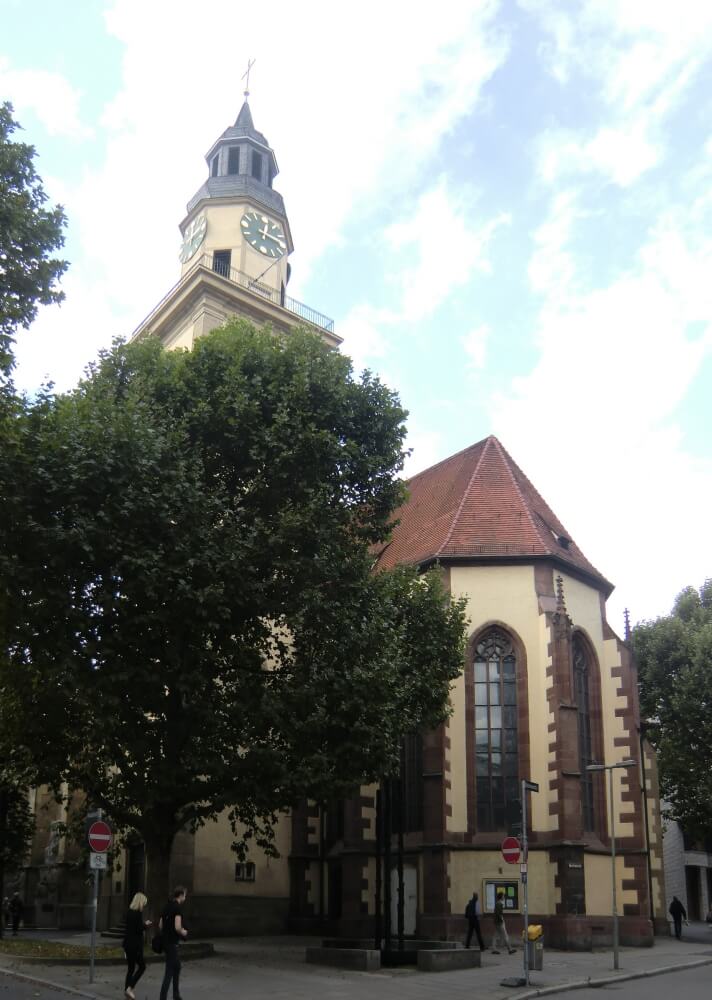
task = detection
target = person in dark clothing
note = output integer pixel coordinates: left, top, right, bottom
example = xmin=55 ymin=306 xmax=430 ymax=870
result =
xmin=122 ymin=892 xmax=152 ymax=999
xmin=465 ymin=890 xmax=485 ymax=950
xmin=159 ymin=885 xmax=188 ymax=1000
xmin=8 ymin=894 xmax=22 ymax=936
xmin=669 ymin=895 xmax=687 ymax=939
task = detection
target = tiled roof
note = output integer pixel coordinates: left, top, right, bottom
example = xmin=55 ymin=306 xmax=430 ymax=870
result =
xmin=375 ymin=435 xmax=612 ymax=592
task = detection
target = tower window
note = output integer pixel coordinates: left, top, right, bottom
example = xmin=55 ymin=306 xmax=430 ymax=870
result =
xmin=213 ymin=250 xmax=231 ymax=278
xmin=211 ymin=155 xmax=219 ymax=178
xmin=251 ymin=150 xmax=263 ymax=180
xmin=227 ymin=147 xmax=240 ymax=175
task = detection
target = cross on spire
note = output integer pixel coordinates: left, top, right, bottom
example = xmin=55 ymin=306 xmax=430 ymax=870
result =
xmin=242 ymin=58 xmax=256 ymax=98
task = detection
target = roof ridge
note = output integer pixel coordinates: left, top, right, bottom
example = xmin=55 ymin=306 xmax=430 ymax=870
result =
xmin=434 ymin=437 xmax=493 ymax=558
xmin=490 ymin=437 xmax=553 ymax=553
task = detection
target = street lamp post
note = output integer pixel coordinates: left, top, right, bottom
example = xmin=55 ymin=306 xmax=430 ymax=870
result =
xmin=586 ymin=758 xmax=637 ymax=970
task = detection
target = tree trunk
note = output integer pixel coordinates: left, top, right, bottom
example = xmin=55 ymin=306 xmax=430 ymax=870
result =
xmin=143 ymin=836 xmax=174 ymax=923
xmin=0 ymin=787 xmax=6 ymax=940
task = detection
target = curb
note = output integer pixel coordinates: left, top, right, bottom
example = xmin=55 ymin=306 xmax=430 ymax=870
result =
xmin=0 ymin=965 xmax=100 ymax=998
xmin=510 ymin=956 xmax=712 ymax=998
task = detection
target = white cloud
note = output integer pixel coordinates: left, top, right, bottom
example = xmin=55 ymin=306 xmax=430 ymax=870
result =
xmin=403 ymin=424 xmax=445 ymax=479
xmin=461 ymin=324 xmax=490 ymax=371
xmin=489 ymin=190 xmax=712 ymax=625
xmin=385 ymin=181 xmax=510 ymax=322
xmin=537 ymin=124 xmax=660 ymax=187
xmin=12 ymin=0 xmax=510 ymax=393
xmin=527 ymin=190 xmax=581 ymax=297
xmin=526 ymin=0 xmax=712 ymax=187
xmin=337 ymin=304 xmax=394 ymax=377
xmin=0 ymin=58 xmax=91 ymax=138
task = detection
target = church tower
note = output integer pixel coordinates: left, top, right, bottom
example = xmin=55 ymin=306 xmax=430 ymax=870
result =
xmin=131 ymin=100 xmax=338 ymax=349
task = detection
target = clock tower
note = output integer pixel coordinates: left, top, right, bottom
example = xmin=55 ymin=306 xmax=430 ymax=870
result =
xmin=131 ymin=100 xmax=338 ymax=349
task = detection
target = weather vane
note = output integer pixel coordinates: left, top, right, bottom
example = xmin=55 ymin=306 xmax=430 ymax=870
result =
xmin=242 ymin=58 xmax=256 ymax=99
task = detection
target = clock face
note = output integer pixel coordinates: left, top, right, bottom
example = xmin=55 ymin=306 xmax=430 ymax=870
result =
xmin=179 ymin=213 xmax=207 ymax=263
xmin=240 ymin=211 xmax=287 ymax=259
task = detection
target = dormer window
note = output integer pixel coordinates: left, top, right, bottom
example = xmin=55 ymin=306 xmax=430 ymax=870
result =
xmin=251 ymin=150 xmax=262 ymax=181
xmin=227 ymin=147 xmax=240 ymax=175
xmin=211 ymin=155 xmax=219 ymax=178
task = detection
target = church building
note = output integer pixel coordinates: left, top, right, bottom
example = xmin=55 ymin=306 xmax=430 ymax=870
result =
xmin=21 ymin=99 xmax=666 ymax=949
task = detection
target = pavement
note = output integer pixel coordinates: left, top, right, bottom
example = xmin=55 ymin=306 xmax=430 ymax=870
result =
xmin=0 ymin=923 xmax=710 ymax=1000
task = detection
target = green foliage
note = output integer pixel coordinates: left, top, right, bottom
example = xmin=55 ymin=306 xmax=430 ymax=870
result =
xmin=0 ymin=102 xmax=67 ymax=376
xmin=633 ymin=578 xmax=712 ymax=837
xmin=0 ymin=321 xmax=467 ymax=896
xmin=0 ymin=782 xmax=34 ymax=872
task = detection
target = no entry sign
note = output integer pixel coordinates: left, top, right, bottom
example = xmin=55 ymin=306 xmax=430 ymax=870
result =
xmin=88 ymin=820 xmax=113 ymax=853
xmin=501 ymin=836 xmax=521 ymax=864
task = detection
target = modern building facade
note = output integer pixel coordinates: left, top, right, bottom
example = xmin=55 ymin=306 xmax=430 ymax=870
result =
xmin=662 ymin=814 xmax=712 ymax=925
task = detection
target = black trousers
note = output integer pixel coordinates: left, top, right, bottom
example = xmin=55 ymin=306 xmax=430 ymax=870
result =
xmin=11 ymin=914 xmax=20 ymax=935
xmin=672 ymin=916 xmax=683 ymax=939
xmin=466 ymin=916 xmax=484 ymax=949
xmin=124 ymin=944 xmax=146 ymax=989
xmin=159 ymin=941 xmax=181 ymax=1000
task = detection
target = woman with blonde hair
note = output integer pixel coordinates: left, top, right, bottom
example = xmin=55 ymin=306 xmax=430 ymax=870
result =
xmin=122 ymin=891 xmax=152 ymax=999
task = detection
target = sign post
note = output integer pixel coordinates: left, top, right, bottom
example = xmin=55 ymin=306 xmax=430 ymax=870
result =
xmin=87 ymin=815 xmax=112 ymax=983
xmin=521 ymin=779 xmax=539 ymax=986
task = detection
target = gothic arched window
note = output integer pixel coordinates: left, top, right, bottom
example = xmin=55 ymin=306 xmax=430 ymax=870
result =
xmin=474 ymin=628 xmax=519 ymax=831
xmin=573 ymin=636 xmax=595 ymax=831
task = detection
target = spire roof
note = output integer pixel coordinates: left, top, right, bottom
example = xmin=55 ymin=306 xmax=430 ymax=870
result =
xmin=375 ymin=435 xmax=612 ymax=592
xmin=235 ymin=100 xmax=255 ymax=130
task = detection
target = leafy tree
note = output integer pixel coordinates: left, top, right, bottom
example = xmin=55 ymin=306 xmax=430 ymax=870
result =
xmin=0 ymin=771 xmax=34 ymax=939
xmin=0 ymin=321 xmax=467 ymax=904
xmin=0 ymin=101 xmax=67 ymax=377
xmin=633 ymin=579 xmax=712 ymax=837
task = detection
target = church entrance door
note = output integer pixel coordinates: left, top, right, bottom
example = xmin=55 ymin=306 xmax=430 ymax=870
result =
xmin=390 ymin=864 xmax=417 ymax=936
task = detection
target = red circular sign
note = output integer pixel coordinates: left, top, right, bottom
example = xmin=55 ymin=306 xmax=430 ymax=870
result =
xmin=88 ymin=820 xmax=113 ymax=853
xmin=501 ymin=836 xmax=521 ymax=864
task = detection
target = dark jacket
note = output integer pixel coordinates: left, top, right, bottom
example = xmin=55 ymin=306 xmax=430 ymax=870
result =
xmin=123 ymin=908 xmax=146 ymax=949
xmin=669 ymin=898 xmax=687 ymax=920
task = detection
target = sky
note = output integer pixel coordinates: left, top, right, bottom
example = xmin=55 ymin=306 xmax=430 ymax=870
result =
xmin=3 ymin=0 xmax=712 ymax=632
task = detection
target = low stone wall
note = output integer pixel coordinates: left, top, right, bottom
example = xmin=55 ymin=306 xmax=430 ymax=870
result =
xmin=306 ymin=947 xmax=381 ymax=971
xmin=418 ymin=948 xmax=481 ymax=972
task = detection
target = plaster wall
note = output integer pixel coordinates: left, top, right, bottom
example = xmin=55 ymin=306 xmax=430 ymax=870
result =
xmin=191 ymin=810 xmax=290 ymax=897
xmin=449 ymin=564 xmax=553 ymax=833
xmin=448 ymin=849 xmax=553 ymax=916
xmin=181 ymin=201 xmax=288 ymax=293
xmin=584 ymin=854 xmax=612 ymax=914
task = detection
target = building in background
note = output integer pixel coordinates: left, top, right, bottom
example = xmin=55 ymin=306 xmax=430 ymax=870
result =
xmin=662 ymin=814 xmax=712 ymax=925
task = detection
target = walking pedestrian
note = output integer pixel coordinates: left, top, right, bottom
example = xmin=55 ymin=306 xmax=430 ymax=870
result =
xmin=669 ymin=895 xmax=688 ymax=940
xmin=465 ymin=890 xmax=485 ymax=950
xmin=159 ymin=885 xmax=188 ymax=1000
xmin=123 ymin=891 xmax=152 ymax=999
xmin=491 ymin=889 xmax=515 ymax=954
xmin=8 ymin=893 xmax=23 ymax=936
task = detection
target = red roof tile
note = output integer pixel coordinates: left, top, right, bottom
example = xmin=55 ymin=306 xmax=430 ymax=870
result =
xmin=376 ymin=435 xmax=612 ymax=592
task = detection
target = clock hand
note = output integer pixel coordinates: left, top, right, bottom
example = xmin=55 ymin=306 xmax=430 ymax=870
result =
xmin=260 ymin=230 xmax=285 ymax=245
